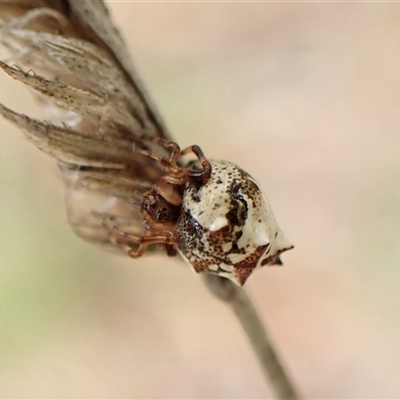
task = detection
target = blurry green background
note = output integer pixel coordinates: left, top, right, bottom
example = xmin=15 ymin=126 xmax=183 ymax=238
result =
xmin=1 ymin=2 xmax=400 ymax=398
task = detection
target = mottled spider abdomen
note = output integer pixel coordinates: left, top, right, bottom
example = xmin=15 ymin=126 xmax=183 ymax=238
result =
xmin=176 ymin=160 xmax=293 ymax=285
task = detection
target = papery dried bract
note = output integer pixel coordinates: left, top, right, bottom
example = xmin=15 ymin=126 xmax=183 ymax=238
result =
xmin=0 ymin=1 xmax=169 ymax=248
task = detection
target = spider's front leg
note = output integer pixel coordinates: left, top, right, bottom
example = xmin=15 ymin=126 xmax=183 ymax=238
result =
xmin=102 ymin=208 xmax=180 ymax=259
xmin=105 ymin=224 xmax=149 ymax=258
xmin=180 ymin=144 xmax=212 ymax=182
xmin=135 ymin=137 xmax=212 ymax=185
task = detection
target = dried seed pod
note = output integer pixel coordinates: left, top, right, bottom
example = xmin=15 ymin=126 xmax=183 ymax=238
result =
xmin=0 ymin=1 xmax=293 ymax=285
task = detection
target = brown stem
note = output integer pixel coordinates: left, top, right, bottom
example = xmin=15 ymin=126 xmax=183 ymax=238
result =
xmin=203 ymin=275 xmax=300 ymax=399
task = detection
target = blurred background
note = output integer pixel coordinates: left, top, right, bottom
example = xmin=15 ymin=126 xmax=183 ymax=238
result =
xmin=1 ymin=2 xmax=400 ymax=398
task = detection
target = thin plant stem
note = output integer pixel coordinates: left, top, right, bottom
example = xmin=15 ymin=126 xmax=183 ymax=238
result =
xmin=203 ymin=275 xmax=300 ymax=400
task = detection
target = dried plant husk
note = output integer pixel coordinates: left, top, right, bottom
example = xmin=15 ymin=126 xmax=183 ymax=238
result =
xmin=0 ymin=1 xmax=171 ymax=248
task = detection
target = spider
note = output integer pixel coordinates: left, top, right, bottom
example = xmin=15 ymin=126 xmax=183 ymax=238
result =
xmin=103 ymin=137 xmax=293 ymax=286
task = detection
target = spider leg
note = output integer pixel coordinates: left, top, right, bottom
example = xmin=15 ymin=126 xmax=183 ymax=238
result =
xmin=110 ymin=231 xmax=149 ymax=258
xmin=101 ymin=216 xmax=148 ymax=258
xmin=140 ymin=136 xmax=182 ymax=164
xmin=180 ymin=145 xmax=212 ymax=182
xmin=135 ymin=139 xmax=212 ymax=185
xmin=102 ymin=211 xmax=179 ymax=259
xmin=134 ymin=147 xmax=181 ymax=173
xmin=134 ymin=141 xmax=190 ymax=190
xmin=152 ymin=179 xmax=182 ymax=206
xmin=113 ymin=226 xmax=177 ymax=246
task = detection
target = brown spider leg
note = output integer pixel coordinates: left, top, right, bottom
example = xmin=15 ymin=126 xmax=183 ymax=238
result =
xmin=134 ymin=145 xmax=191 ymax=189
xmin=104 ymin=221 xmax=178 ymax=258
xmin=140 ymin=136 xmax=182 ymax=164
xmin=136 ymin=173 xmax=183 ymax=206
xmin=103 ymin=203 xmax=180 ymax=258
xmin=160 ymin=172 xmax=189 ymax=186
xmin=147 ymin=144 xmax=213 ymax=185
xmin=141 ymin=208 xmax=180 ymax=242
xmin=113 ymin=226 xmax=177 ymax=247
xmin=114 ymin=233 xmax=149 ymax=259
xmin=153 ymin=179 xmax=182 ymax=206
xmin=134 ymin=147 xmax=182 ymax=174
xmin=180 ymin=145 xmax=212 ymax=181
xmin=135 ymin=140 xmax=211 ymax=186
xmin=135 ymin=189 xmax=156 ymax=206
xmin=102 ymin=217 xmax=149 ymax=258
